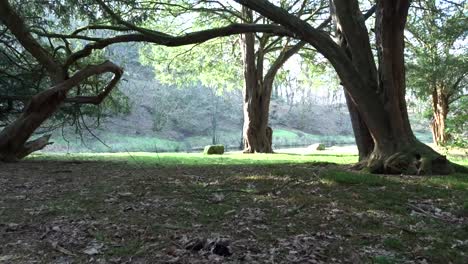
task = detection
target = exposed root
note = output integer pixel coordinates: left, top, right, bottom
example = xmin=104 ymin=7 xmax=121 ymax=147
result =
xmin=359 ymin=144 xmax=455 ymax=175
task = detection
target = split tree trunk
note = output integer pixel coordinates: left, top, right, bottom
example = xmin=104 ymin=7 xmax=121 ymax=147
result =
xmin=360 ymin=0 xmax=453 ymax=175
xmin=0 ymin=0 xmax=123 ymax=161
xmin=431 ymin=87 xmax=449 ymax=145
xmin=331 ymin=1 xmax=374 ymax=161
xmin=240 ymin=7 xmax=273 ymax=153
xmin=0 ymin=61 xmax=123 ymax=161
xmin=330 ymin=0 xmax=453 ymax=174
xmin=239 ymin=7 xmax=306 ymax=153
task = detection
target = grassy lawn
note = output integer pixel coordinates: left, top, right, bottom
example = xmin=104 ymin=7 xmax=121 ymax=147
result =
xmin=29 ymin=152 xmax=359 ymax=166
xmin=47 ymin=129 xmax=359 ymax=153
xmin=1 ymin=152 xmax=467 ymax=263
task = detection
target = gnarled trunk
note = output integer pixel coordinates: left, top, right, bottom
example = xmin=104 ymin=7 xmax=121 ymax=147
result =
xmin=0 ymin=61 xmax=123 ymax=161
xmin=240 ymin=7 xmax=273 ymax=153
xmin=242 ymin=82 xmax=274 ymax=153
xmin=0 ymin=0 xmax=123 ymax=161
xmin=328 ymin=0 xmax=453 ymax=174
xmin=431 ymin=87 xmax=449 ymax=145
xmin=359 ymin=0 xmax=453 ymax=175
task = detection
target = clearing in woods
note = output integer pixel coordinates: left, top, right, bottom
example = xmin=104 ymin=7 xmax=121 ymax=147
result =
xmin=1 ymin=152 xmax=467 ymax=263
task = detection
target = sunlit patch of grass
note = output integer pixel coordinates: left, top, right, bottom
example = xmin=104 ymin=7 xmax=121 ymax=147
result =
xmin=28 ymin=152 xmax=358 ymax=166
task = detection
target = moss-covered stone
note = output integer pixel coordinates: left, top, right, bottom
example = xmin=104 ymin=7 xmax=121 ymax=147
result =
xmin=203 ymin=145 xmax=225 ymax=155
xmin=308 ymin=143 xmax=326 ymax=151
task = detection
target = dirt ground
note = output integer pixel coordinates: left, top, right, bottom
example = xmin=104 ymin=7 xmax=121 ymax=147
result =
xmin=1 ymin=159 xmax=467 ymax=263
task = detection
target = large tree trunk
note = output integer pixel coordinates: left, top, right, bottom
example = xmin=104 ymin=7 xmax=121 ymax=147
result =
xmin=344 ymin=92 xmax=374 ymax=161
xmin=0 ymin=61 xmax=123 ymax=161
xmin=0 ymin=0 xmax=123 ymax=161
xmin=360 ymin=0 xmax=453 ymax=175
xmin=240 ymin=7 xmax=273 ymax=153
xmin=431 ymin=87 xmax=449 ymax=145
xmin=242 ymin=82 xmax=274 ymax=153
xmin=329 ymin=0 xmax=453 ymax=174
xmin=331 ymin=1 xmax=374 ymax=161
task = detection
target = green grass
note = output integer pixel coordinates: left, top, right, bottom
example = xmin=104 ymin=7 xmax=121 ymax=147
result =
xmin=49 ymin=128 xmax=356 ymax=153
xmin=29 ymin=152 xmax=359 ymax=166
xmin=5 ymin=151 xmax=468 ymax=263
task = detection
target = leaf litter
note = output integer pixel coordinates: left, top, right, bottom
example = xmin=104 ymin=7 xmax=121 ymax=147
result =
xmin=0 ymin=160 xmax=467 ymax=263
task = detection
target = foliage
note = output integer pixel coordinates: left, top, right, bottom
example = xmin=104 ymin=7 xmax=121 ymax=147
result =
xmin=446 ymin=96 xmax=468 ymax=147
xmin=406 ymin=0 xmax=467 ymax=144
xmin=0 ymin=1 xmax=131 ymax=134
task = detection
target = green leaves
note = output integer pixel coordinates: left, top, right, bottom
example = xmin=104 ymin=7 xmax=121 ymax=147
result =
xmin=406 ymin=0 xmax=467 ymax=144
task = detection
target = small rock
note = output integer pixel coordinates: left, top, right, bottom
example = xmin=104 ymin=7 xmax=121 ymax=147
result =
xmin=203 ymin=145 xmax=225 ymax=155
xmin=308 ymin=143 xmax=326 ymax=151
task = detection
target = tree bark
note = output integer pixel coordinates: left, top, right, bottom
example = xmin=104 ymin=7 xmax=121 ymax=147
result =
xmin=0 ymin=0 xmax=125 ymax=161
xmin=240 ymin=7 xmax=273 ymax=153
xmin=235 ymin=0 xmax=456 ymax=174
xmin=344 ymin=92 xmax=374 ymax=160
xmin=431 ymin=87 xmax=449 ymax=145
xmin=330 ymin=1 xmax=374 ymax=161
xmin=0 ymin=61 xmax=123 ymax=161
xmin=359 ymin=0 xmax=453 ymax=175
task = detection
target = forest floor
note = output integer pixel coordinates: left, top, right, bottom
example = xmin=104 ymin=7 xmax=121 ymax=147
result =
xmin=1 ymin=152 xmax=467 ymax=264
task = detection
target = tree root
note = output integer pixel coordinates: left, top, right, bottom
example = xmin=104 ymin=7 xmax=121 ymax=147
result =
xmin=361 ymin=146 xmax=455 ymax=175
xmin=0 ymin=134 xmax=53 ymax=162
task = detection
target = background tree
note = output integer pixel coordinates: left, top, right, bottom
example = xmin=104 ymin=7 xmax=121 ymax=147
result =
xmin=137 ymin=0 xmax=329 ymax=153
xmin=406 ymin=0 xmax=467 ymax=146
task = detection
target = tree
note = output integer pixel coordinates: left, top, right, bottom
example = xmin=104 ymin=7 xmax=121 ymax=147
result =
xmin=406 ymin=0 xmax=467 ymax=146
xmin=1 ymin=0 xmax=464 ymax=174
xmin=239 ymin=1 xmax=329 ymax=153
xmin=139 ymin=0 xmax=328 ymax=153
xmin=0 ymin=0 xmax=124 ymax=161
xmin=330 ymin=2 xmax=376 ymax=161
xmin=234 ymin=0 xmax=462 ymax=174
xmin=0 ymin=0 xmax=291 ymax=160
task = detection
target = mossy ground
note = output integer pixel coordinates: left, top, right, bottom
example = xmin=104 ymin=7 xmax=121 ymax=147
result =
xmin=1 ymin=152 xmax=467 ymax=263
